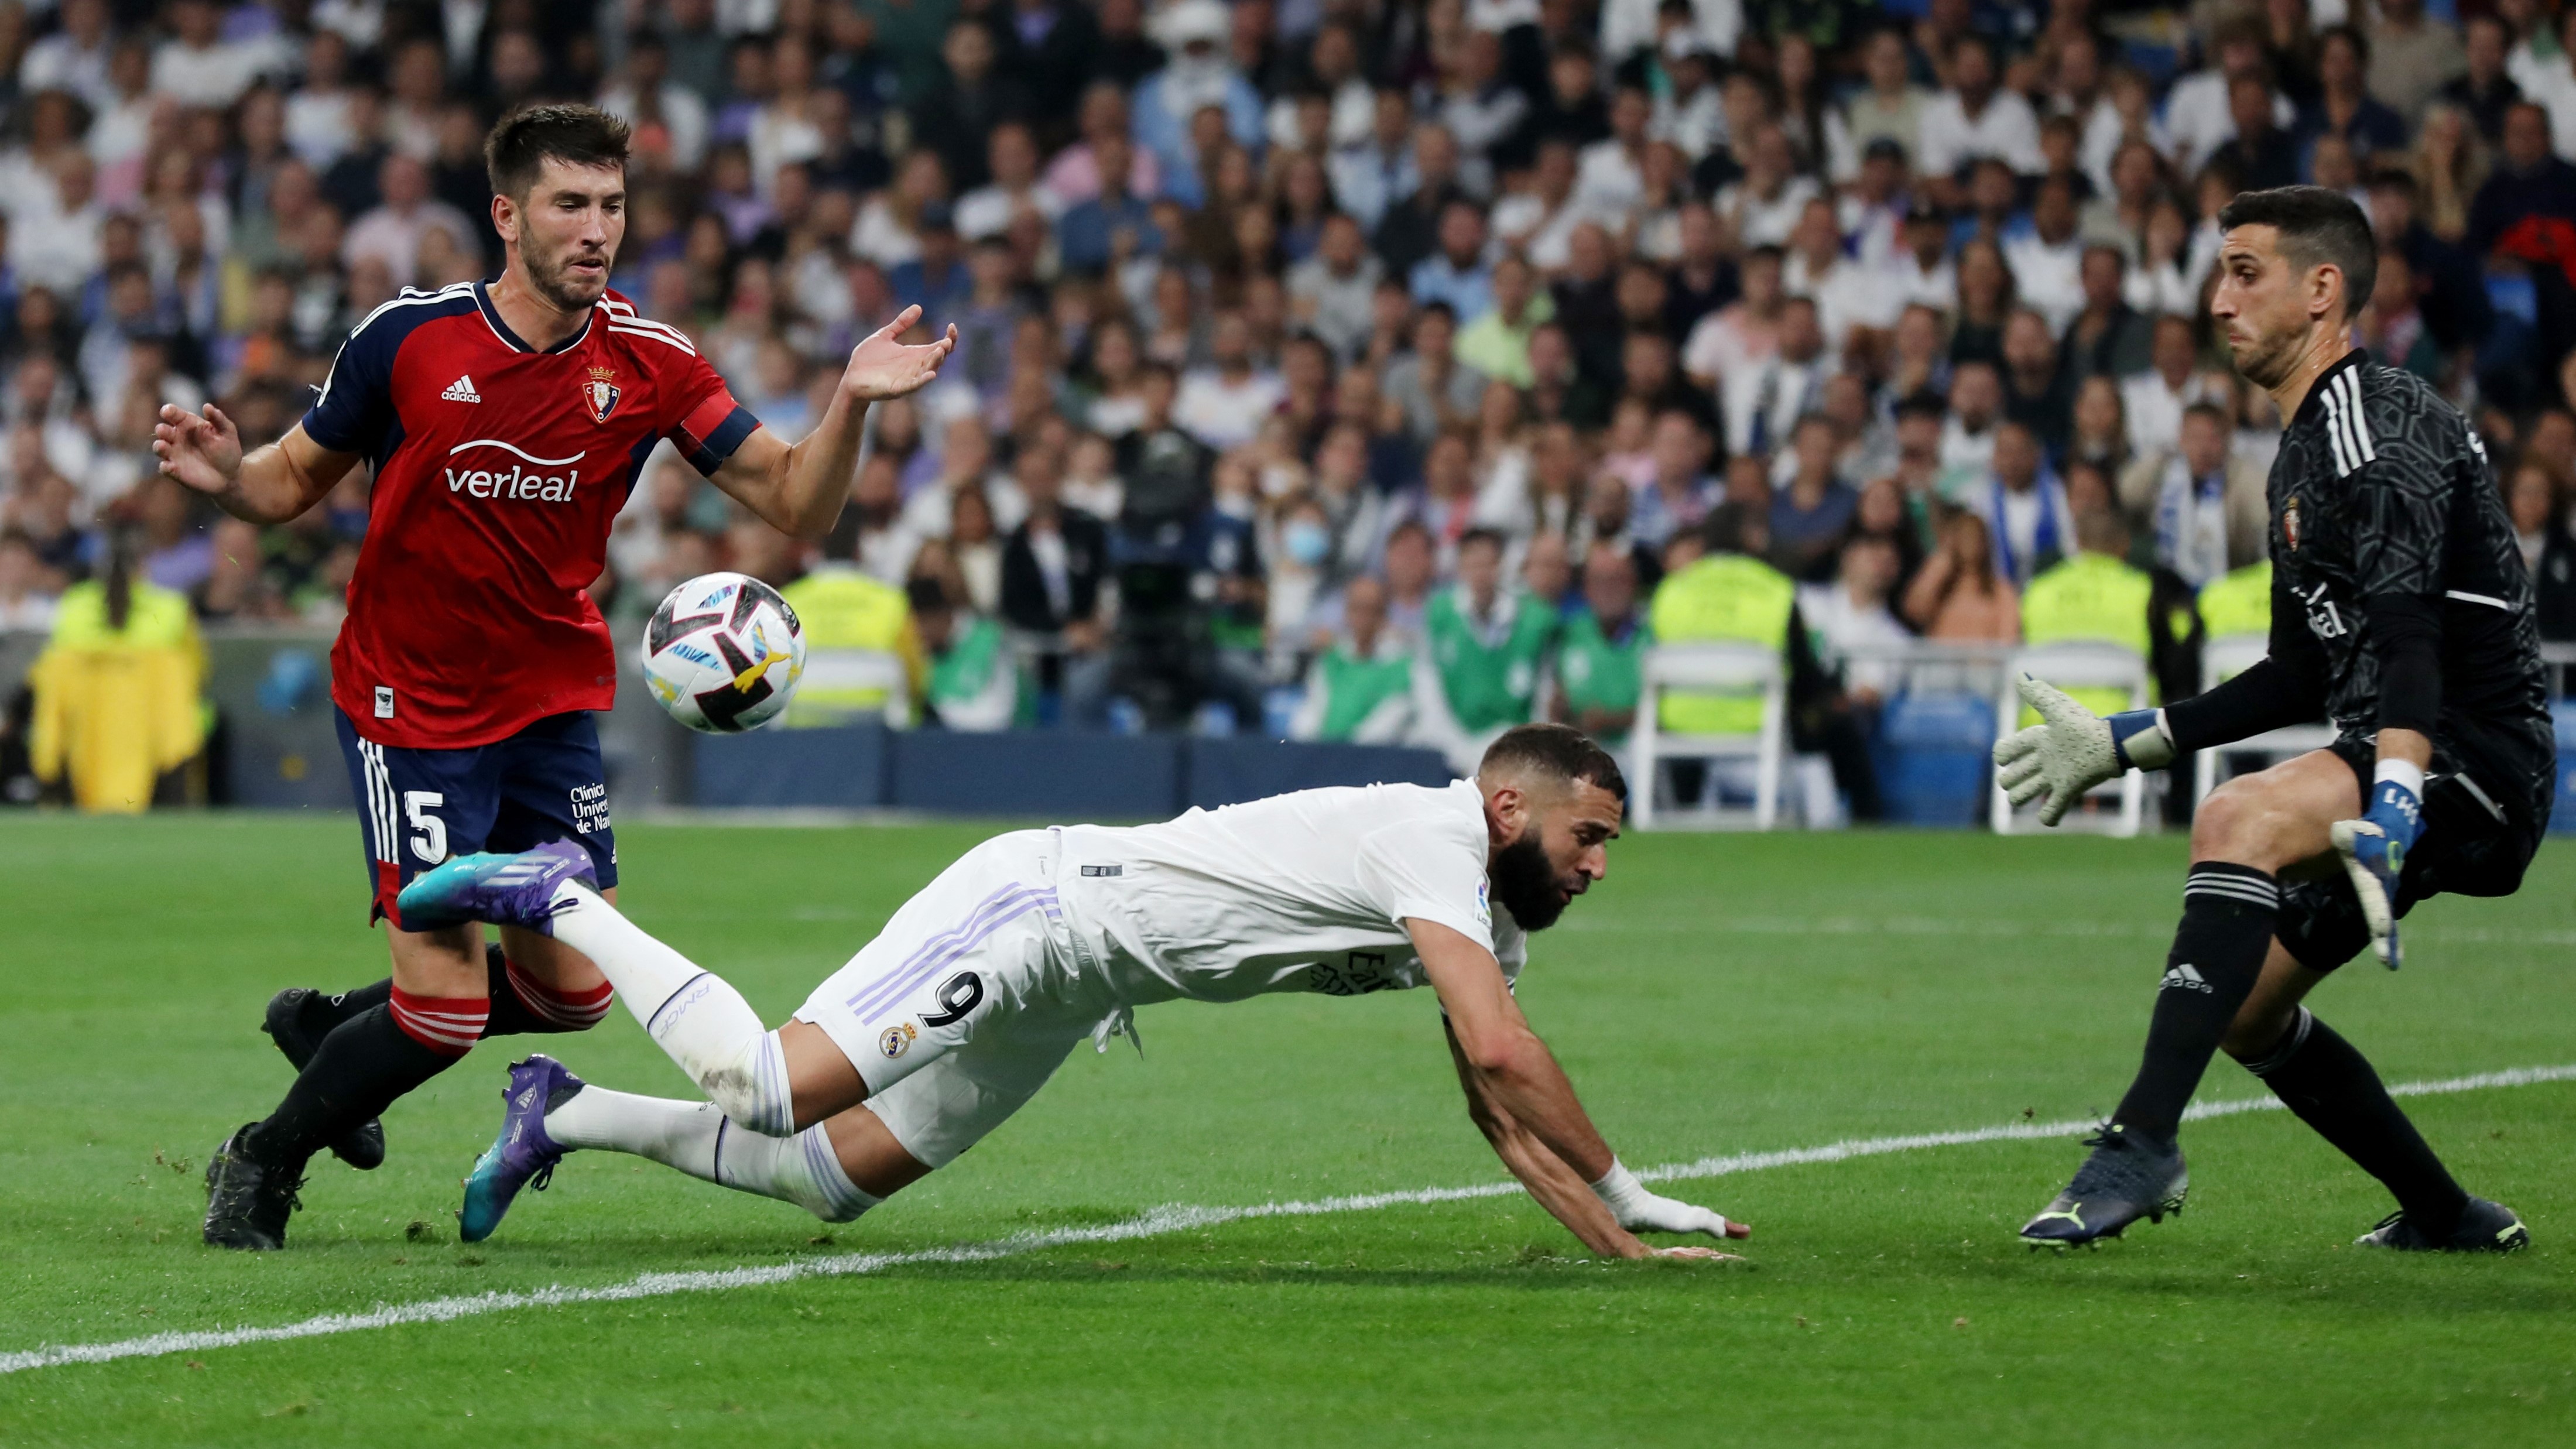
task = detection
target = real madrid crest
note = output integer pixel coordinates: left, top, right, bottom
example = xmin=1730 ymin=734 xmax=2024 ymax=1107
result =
xmin=581 ymin=365 xmax=621 ymax=424
xmin=2284 ymin=494 xmax=2301 ymax=551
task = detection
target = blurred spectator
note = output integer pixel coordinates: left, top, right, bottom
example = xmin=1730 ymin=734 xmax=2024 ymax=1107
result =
xmin=1794 ymin=531 xmax=1909 ymax=750
xmin=0 ymin=526 xmax=56 ymax=629
xmin=1770 ymin=413 xmax=1857 ymax=581
xmin=1410 ymin=526 xmax=1557 ymax=772
xmin=999 ymin=449 xmax=1111 ymax=723
xmin=2020 ymin=508 xmax=2156 ymax=718
xmin=2121 ymin=402 xmax=2266 ymax=591
xmin=2468 ymin=102 xmax=2576 ymax=259
xmin=1919 ymin=35 xmax=2043 ymax=204
xmin=1903 ymin=510 xmax=2021 ymax=642
xmin=779 ymin=546 xmax=923 ymax=726
xmin=2506 ymin=460 xmax=2576 ymax=642
xmin=1289 ymin=573 xmax=1414 ymax=744
xmin=2371 ymin=0 xmax=2470 ymax=126
xmin=1550 ymin=541 xmax=1645 ymax=746
xmin=908 ymin=574 xmax=1017 ymax=731
xmin=1969 ymin=419 xmax=2073 ymax=588
xmin=2444 ymin=15 xmax=2522 ymax=145
xmin=2306 ymin=26 xmax=2411 ymax=167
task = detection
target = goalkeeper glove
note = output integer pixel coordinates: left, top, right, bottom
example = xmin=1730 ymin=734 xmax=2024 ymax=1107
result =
xmin=2330 ymin=761 xmax=2424 ymax=971
xmin=1590 ymin=1159 xmax=1743 ymax=1239
xmin=1991 ymin=675 xmax=2174 ymax=827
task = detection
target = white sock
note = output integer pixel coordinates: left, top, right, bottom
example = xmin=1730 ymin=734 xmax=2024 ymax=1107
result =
xmin=544 ymin=1084 xmax=878 ymax=1222
xmin=545 ymin=883 xmax=796 ymax=1135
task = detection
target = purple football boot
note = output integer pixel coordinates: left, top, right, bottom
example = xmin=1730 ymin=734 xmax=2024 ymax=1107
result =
xmin=459 ymin=1055 xmax=586 ymax=1242
xmin=397 ymin=840 xmax=597 ymax=934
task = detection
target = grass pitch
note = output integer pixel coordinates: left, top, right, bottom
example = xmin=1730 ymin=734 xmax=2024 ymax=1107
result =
xmin=5 ymin=813 xmax=2576 ymax=1445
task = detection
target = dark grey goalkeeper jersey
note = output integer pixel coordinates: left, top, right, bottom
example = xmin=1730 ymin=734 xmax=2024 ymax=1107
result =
xmin=2265 ymin=350 xmax=2550 ymax=772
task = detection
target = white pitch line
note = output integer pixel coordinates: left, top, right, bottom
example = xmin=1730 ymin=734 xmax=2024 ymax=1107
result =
xmin=8 ymin=1061 xmax=2574 ymax=1377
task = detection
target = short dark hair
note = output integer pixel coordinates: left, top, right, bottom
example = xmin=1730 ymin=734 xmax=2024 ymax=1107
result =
xmin=2216 ymin=184 xmax=2378 ymax=322
xmin=1480 ymin=723 xmax=1629 ymax=804
xmin=1458 ymin=526 xmax=1506 ymax=557
xmin=484 ymin=104 xmax=632 ymax=203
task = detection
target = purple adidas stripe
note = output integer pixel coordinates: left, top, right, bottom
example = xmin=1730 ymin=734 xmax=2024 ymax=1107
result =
xmin=846 ymin=883 xmax=1062 ymax=1025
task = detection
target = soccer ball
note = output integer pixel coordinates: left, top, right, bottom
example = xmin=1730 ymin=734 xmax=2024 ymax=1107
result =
xmin=640 ymin=571 xmax=807 ymax=733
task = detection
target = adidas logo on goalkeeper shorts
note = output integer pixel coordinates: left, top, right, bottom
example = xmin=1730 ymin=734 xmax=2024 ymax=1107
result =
xmin=2160 ymin=963 xmax=2212 ymax=994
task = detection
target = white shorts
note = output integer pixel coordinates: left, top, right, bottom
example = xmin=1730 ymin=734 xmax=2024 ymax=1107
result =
xmin=793 ymin=829 xmax=1115 ymax=1169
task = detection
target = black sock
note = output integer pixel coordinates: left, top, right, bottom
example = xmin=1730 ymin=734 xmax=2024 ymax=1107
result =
xmin=244 ymin=1005 xmax=464 ymax=1170
xmin=2245 ymin=1008 xmax=2470 ymax=1235
xmin=2112 ymin=862 xmax=2280 ymax=1141
xmin=302 ymin=979 xmax=393 ymax=1039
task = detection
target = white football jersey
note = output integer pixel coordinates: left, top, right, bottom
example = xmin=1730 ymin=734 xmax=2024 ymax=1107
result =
xmin=1054 ymin=780 xmax=1526 ymax=1006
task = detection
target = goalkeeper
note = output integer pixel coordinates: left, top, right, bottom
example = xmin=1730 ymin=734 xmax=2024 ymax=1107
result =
xmin=1992 ymin=186 xmax=2550 ymax=1253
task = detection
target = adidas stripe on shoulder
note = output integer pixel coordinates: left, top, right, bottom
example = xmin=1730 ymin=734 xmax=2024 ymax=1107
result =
xmin=2317 ymin=368 xmax=2379 ymax=478
xmin=347 ymin=282 xmax=478 ymax=340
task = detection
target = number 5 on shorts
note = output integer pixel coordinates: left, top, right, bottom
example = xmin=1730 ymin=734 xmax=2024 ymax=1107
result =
xmin=405 ymin=790 xmax=448 ymax=864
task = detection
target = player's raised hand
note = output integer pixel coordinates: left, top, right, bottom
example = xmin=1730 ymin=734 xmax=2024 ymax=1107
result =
xmin=841 ymin=304 xmax=958 ymax=402
xmin=153 ymin=402 xmax=244 ymax=495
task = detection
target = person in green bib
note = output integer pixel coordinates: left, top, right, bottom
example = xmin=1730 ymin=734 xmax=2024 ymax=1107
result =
xmin=1411 ymin=527 xmax=1560 ymax=772
xmin=1550 ymin=543 xmax=1647 ymax=748
xmin=906 ymin=578 xmax=1018 ymax=731
xmin=1289 ymin=575 xmax=1416 ymax=743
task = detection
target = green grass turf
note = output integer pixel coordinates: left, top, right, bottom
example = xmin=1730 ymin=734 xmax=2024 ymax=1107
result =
xmin=5 ymin=813 xmax=2576 ymax=1445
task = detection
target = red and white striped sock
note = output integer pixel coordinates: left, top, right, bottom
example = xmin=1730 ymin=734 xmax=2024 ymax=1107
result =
xmin=389 ymin=986 xmax=488 ymax=1057
xmin=503 ymin=959 xmax=615 ymax=1032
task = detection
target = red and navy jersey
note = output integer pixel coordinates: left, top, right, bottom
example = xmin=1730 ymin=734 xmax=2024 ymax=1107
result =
xmin=304 ymin=280 xmax=761 ymax=748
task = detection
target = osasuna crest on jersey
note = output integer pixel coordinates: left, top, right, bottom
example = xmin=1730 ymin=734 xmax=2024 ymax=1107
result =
xmin=582 ymin=366 xmax=621 ymax=423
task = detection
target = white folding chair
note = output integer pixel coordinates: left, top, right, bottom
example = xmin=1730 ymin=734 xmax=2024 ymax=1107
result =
xmin=2191 ymin=634 xmax=2337 ymax=804
xmin=1992 ymin=642 xmax=2151 ymax=836
xmin=1632 ymin=642 xmax=1786 ymax=830
xmin=785 ymin=648 xmax=912 ymax=729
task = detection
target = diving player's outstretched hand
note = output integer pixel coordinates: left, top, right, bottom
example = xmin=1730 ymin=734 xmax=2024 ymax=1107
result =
xmin=153 ymin=402 xmax=244 ymax=494
xmin=841 ymin=303 xmax=958 ymax=402
xmin=2331 ymin=772 xmax=2425 ymax=971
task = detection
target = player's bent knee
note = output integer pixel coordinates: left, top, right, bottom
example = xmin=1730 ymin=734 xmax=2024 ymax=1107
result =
xmin=699 ymin=1030 xmax=799 ymax=1138
xmin=2190 ymin=776 xmax=2303 ymax=866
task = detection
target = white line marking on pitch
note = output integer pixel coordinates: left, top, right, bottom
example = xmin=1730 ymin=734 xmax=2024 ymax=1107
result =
xmin=8 ymin=1061 xmax=2572 ymax=1376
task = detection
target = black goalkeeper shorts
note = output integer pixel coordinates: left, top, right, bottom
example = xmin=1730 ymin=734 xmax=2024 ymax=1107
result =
xmin=2273 ymin=720 xmax=2554 ymax=974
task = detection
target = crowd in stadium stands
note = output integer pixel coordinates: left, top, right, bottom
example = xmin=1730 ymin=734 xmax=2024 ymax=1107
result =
xmin=11 ymin=0 xmax=2576 ymax=813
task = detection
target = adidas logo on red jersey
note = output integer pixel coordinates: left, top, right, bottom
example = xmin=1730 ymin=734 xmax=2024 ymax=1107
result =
xmin=441 ymin=375 xmax=482 ymax=403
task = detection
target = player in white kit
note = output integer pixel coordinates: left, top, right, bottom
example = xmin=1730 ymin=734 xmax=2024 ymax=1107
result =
xmin=408 ymin=725 xmax=1745 ymax=1260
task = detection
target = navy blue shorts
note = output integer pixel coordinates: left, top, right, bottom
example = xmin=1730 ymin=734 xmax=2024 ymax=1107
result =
xmin=335 ymin=708 xmax=619 ymax=928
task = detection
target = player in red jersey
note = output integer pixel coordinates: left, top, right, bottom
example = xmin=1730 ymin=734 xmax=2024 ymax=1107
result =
xmin=159 ymin=105 xmax=955 ymax=1249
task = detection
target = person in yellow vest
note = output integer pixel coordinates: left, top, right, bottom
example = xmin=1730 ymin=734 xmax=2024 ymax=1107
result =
xmin=29 ymin=542 xmax=207 ymax=812
xmin=777 ymin=555 xmax=927 ymax=727
xmin=1645 ymin=504 xmax=1877 ymax=820
xmin=2020 ymin=508 xmax=2159 ymax=722
xmin=2198 ymin=558 xmax=2271 ymax=644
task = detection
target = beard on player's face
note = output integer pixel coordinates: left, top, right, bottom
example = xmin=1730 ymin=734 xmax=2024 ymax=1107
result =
xmin=527 ymin=232 xmax=615 ymax=311
xmin=1488 ymin=823 xmax=1579 ymax=932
